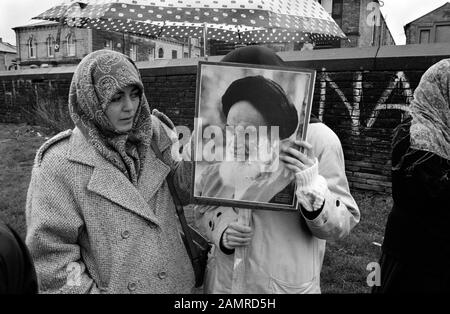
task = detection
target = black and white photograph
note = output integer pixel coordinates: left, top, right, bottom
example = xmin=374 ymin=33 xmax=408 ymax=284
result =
xmin=192 ymin=61 xmax=315 ymax=211
xmin=0 ymin=0 xmax=449 ymax=303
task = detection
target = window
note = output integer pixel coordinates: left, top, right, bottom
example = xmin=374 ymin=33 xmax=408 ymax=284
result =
xmin=130 ymin=44 xmax=138 ymax=61
xmin=172 ymin=50 xmax=178 ymax=59
xmin=435 ymin=25 xmax=450 ymax=43
xmin=183 ymin=52 xmax=189 ymax=58
xmin=158 ymin=47 xmax=164 ymax=58
xmin=104 ymin=40 xmax=113 ymax=50
xmin=419 ymin=29 xmax=430 ymax=44
xmin=46 ymin=36 xmax=55 ymax=57
xmin=66 ymin=33 xmax=76 ymax=56
xmin=27 ymin=36 xmax=37 ymax=59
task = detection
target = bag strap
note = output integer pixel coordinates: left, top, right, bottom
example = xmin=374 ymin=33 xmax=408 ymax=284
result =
xmin=150 ymin=141 xmax=200 ymax=262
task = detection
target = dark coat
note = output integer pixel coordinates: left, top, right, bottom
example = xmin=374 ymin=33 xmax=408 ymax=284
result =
xmin=0 ymin=220 xmax=37 ymax=294
xmin=377 ymin=118 xmax=450 ymax=293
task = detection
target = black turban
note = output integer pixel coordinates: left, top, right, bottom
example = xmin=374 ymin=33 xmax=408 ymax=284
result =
xmin=221 ymin=45 xmax=320 ymax=125
xmin=221 ymin=75 xmax=299 ymax=139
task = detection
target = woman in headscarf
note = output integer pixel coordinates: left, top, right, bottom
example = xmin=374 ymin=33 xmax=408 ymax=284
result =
xmin=194 ymin=46 xmax=360 ymax=294
xmin=374 ymin=59 xmax=450 ymax=293
xmin=25 ymin=50 xmax=194 ymax=294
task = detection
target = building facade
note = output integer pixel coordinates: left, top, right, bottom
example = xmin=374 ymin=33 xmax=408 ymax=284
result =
xmin=0 ymin=38 xmax=17 ymax=71
xmin=315 ymin=0 xmax=395 ymax=49
xmin=405 ymin=2 xmax=450 ymax=45
xmin=210 ymin=0 xmax=395 ymax=56
xmin=13 ymin=21 xmax=201 ymax=69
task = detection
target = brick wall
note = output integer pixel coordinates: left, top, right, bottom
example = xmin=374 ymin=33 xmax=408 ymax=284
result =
xmin=341 ymin=0 xmax=361 ymax=47
xmin=1 ymin=44 xmax=450 ymax=193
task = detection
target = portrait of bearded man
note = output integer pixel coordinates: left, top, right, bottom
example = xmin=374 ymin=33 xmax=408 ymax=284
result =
xmin=194 ymin=75 xmax=300 ymax=207
xmin=192 ymin=46 xmax=359 ymax=294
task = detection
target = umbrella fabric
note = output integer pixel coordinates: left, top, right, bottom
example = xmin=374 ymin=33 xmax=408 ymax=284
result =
xmin=35 ymin=0 xmax=346 ymax=44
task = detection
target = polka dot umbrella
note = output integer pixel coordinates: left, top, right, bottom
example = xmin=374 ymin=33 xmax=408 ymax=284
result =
xmin=34 ymin=0 xmax=347 ymax=55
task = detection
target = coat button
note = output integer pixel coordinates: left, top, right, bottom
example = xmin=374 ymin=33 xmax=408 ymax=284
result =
xmin=336 ymin=199 xmax=341 ymax=207
xmin=121 ymin=230 xmax=130 ymax=239
xmin=127 ymin=282 xmax=137 ymax=292
xmin=158 ymin=271 xmax=167 ymax=280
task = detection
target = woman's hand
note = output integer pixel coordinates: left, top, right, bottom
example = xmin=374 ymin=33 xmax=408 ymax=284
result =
xmin=152 ymin=108 xmax=175 ymax=130
xmin=279 ymin=139 xmax=315 ymax=173
xmin=221 ymin=222 xmax=254 ymax=250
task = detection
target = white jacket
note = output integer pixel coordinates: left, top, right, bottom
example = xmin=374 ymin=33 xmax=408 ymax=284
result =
xmin=194 ymin=122 xmax=360 ymax=294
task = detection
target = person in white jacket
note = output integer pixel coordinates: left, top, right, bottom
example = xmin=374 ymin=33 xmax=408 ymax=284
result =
xmin=194 ymin=46 xmax=360 ymax=294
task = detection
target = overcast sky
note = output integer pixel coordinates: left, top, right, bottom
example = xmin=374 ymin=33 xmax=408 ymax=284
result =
xmin=1 ymin=0 xmax=449 ymax=45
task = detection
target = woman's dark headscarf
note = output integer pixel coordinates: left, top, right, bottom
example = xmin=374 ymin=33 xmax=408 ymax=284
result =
xmin=69 ymin=50 xmax=152 ymax=186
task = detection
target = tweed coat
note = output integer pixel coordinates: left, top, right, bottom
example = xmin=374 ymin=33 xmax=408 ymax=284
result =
xmin=25 ymin=115 xmax=195 ymax=294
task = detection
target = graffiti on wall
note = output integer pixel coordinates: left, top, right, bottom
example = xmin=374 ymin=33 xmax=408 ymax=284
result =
xmin=318 ymin=70 xmax=413 ymax=136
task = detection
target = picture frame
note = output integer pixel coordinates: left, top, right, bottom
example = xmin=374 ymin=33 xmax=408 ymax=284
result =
xmin=191 ymin=61 xmax=316 ymax=211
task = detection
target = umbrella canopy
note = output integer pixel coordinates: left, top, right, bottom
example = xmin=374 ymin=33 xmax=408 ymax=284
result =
xmin=34 ymin=0 xmax=346 ymax=44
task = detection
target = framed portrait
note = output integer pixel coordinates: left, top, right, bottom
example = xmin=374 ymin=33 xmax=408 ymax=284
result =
xmin=191 ymin=61 xmax=316 ymax=211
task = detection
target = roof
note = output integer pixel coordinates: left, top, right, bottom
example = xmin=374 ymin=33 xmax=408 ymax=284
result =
xmin=13 ymin=20 xmax=59 ymax=30
xmin=405 ymin=2 xmax=450 ymax=27
xmin=0 ymin=41 xmax=16 ymax=54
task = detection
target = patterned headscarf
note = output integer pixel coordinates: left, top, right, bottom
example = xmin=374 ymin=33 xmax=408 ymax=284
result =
xmin=69 ymin=50 xmax=152 ymax=185
xmin=410 ymin=58 xmax=450 ymax=161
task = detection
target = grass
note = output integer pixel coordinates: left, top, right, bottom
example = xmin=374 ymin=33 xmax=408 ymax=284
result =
xmin=321 ymin=192 xmax=391 ymax=293
xmin=0 ymin=123 xmax=391 ymax=294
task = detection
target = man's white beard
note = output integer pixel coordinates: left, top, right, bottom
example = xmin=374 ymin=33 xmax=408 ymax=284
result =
xmin=219 ymin=146 xmax=280 ymax=199
xmin=219 ymin=132 xmax=281 ymax=199
xmin=219 ymin=161 xmax=264 ymax=199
